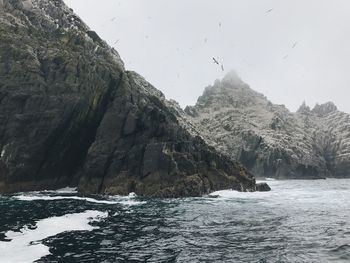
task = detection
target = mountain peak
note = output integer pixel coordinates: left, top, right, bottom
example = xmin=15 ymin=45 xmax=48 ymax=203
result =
xmin=186 ymin=77 xmax=350 ymax=180
xmin=312 ymin=102 xmax=338 ymax=116
xmin=185 ymin=71 xmax=268 ymax=116
xmin=222 ymin=70 xmax=244 ymax=85
xmin=297 ymin=101 xmax=311 ymax=113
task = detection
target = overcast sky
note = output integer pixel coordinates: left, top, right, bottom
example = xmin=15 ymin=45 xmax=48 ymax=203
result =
xmin=65 ymin=0 xmax=350 ymax=113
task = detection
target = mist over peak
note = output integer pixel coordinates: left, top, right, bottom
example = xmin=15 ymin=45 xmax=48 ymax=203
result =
xmin=222 ymin=70 xmax=244 ymax=85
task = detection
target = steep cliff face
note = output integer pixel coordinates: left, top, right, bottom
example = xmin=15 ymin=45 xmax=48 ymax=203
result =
xmin=78 ymin=71 xmax=259 ymax=197
xmin=185 ymin=71 xmax=350 ymax=179
xmin=297 ymin=103 xmax=350 ymax=178
xmin=0 ymin=0 xmax=125 ymax=192
xmin=0 ymin=0 xmax=261 ymax=197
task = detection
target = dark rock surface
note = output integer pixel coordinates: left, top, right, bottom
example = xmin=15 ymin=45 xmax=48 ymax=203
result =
xmin=255 ymin=183 xmax=271 ymax=192
xmin=0 ymin=0 xmax=264 ymax=197
xmin=185 ymin=71 xmax=350 ymax=179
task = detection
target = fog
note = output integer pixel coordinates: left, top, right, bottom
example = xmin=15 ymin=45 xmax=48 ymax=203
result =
xmin=64 ymin=0 xmax=350 ymax=113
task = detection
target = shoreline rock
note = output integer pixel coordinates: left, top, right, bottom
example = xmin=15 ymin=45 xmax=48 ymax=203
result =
xmin=255 ymin=183 xmax=271 ymax=192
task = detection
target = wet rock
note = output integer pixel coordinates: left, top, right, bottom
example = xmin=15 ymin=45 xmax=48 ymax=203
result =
xmin=256 ymin=183 xmax=271 ymax=192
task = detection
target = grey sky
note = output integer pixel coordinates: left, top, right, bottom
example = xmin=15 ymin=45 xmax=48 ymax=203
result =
xmin=64 ymin=0 xmax=350 ymax=113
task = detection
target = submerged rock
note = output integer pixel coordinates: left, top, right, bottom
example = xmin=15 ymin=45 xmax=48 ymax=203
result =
xmin=255 ymin=183 xmax=271 ymax=192
xmin=0 ymin=0 xmax=267 ymax=197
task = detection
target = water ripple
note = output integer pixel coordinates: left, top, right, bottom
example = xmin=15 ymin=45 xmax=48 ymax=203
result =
xmin=0 ymin=179 xmax=349 ymax=262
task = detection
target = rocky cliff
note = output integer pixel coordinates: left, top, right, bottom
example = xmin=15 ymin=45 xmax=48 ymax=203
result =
xmin=185 ymin=71 xmax=350 ymax=179
xmin=0 ymin=0 xmax=264 ymax=197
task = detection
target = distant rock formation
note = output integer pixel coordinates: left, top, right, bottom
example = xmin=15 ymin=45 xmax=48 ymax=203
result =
xmin=0 ymin=0 xmax=262 ymax=197
xmin=312 ymin=102 xmax=338 ymax=117
xmin=185 ymin=71 xmax=350 ymax=179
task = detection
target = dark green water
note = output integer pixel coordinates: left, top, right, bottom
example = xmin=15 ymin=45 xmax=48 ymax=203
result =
xmin=0 ymin=179 xmax=349 ymax=263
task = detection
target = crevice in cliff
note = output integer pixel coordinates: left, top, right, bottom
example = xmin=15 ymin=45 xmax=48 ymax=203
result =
xmin=97 ymin=77 xmax=135 ymax=193
xmin=34 ymin=72 xmax=124 ymax=188
xmin=97 ymin=137 xmax=124 ymax=194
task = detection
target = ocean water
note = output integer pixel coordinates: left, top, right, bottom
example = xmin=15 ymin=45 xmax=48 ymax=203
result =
xmin=0 ymin=179 xmax=349 ymax=263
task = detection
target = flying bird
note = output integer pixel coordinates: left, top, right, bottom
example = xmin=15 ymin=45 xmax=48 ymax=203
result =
xmin=283 ymin=54 xmax=289 ymax=60
xmin=266 ymin=8 xmax=273 ymax=13
xmin=213 ymin=57 xmax=219 ymax=65
xmin=219 ymin=22 xmax=222 ymax=27
xmin=110 ymin=17 xmax=116 ymax=21
xmin=292 ymin=42 xmax=298 ymax=48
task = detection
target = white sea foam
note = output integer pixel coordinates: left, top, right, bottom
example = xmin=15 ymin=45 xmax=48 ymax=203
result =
xmin=209 ymin=189 xmax=275 ymax=199
xmin=208 ymin=180 xmax=284 ymax=200
xmin=0 ymin=210 xmax=107 ymax=263
xmin=50 ymin=187 xmax=78 ymax=194
xmin=14 ymin=192 xmax=146 ymax=206
xmin=118 ymin=199 xmax=146 ymax=206
xmin=20 ymin=187 xmax=78 ymax=195
xmin=264 ymin=177 xmax=276 ymax=181
xmin=209 ymin=179 xmax=350 ymax=207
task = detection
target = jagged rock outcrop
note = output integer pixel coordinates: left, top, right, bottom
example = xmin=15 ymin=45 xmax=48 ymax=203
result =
xmin=0 ymin=0 xmax=262 ymax=197
xmin=185 ymin=71 xmax=350 ymax=179
xmin=78 ymin=71 xmax=258 ymax=197
xmin=297 ymin=104 xmax=350 ymax=178
xmin=312 ymin=102 xmax=338 ymax=117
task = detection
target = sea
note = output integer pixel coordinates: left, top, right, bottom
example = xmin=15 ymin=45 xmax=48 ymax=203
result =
xmin=0 ymin=179 xmax=349 ymax=263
